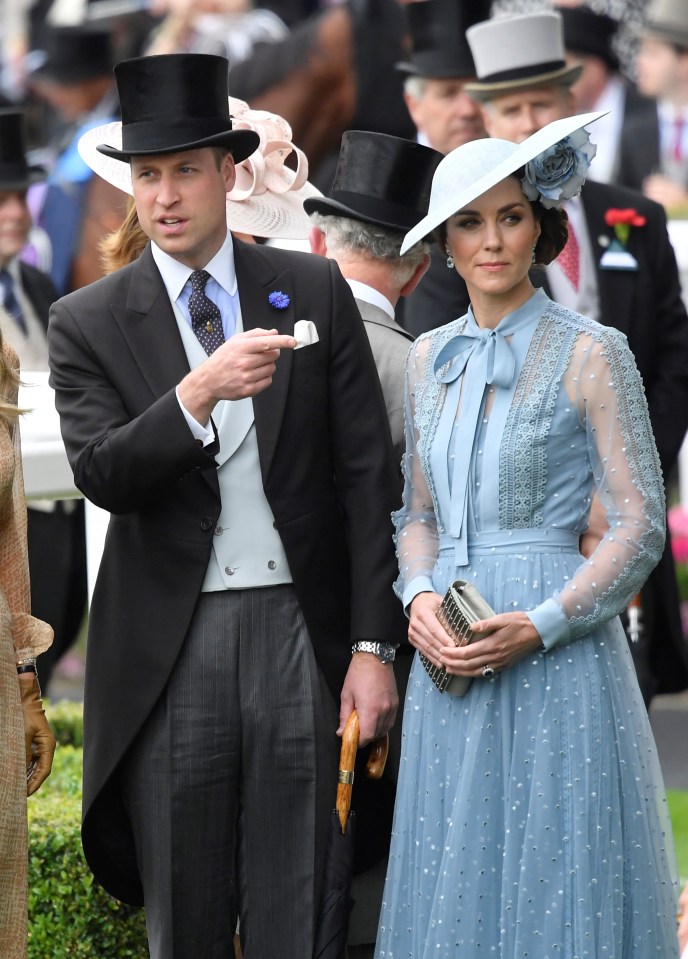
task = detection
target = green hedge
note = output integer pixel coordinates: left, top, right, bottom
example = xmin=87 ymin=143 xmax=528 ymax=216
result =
xmin=28 ymin=703 xmax=148 ymax=958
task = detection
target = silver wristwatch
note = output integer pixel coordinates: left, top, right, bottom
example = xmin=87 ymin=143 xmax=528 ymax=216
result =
xmin=350 ymin=641 xmax=398 ymax=664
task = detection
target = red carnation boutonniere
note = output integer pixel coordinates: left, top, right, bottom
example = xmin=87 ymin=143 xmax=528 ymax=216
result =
xmin=604 ymin=208 xmax=647 ymax=246
xmin=600 ymin=208 xmax=646 ymax=271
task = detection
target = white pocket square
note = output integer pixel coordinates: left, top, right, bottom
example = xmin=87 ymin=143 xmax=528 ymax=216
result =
xmin=294 ymin=319 xmax=319 ymax=349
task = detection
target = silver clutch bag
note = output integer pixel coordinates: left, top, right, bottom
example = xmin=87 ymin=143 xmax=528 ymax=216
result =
xmin=419 ymin=580 xmax=496 ymax=696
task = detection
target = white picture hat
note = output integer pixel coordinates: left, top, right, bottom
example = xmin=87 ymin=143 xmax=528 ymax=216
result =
xmin=400 ymin=111 xmax=605 ymax=255
xmin=78 ymin=98 xmax=321 ymax=240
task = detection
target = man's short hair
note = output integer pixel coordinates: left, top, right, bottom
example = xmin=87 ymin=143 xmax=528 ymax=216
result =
xmin=310 ymin=212 xmax=428 ymax=287
xmin=403 ymin=76 xmax=428 ymax=100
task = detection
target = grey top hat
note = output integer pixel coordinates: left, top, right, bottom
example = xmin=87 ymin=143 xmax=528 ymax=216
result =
xmin=640 ymin=0 xmax=688 ymax=50
xmin=464 ymin=12 xmax=583 ymax=102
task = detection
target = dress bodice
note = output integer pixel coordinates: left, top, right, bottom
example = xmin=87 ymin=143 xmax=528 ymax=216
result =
xmin=394 ymin=290 xmax=665 ymax=648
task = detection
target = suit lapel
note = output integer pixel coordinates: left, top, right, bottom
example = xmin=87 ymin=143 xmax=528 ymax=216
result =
xmin=582 ymin=185 xmax=635 ymax=336
xmin=233 ymin=239 xmax=295 ymax=482
xmin=110 ymin=245 xmax=192 ymax=400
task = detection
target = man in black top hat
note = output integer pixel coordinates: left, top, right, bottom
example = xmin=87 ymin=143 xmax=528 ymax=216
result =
xmin=395 ymin=0 xmax=490 ymax=338
xmin=0 ymin=108 xmax=87 ymax=695
xmin=307 ymin=131 xmax=440 ymax=465
xmin=557 ymin=4 xmax=655 ymax=184
xmin=306 ymin=129 xmax=439 ymax=959
xmin=27 ymin=24 xmax=127 ymax=295
xmin=48 ymin=52 xmax=404 ymax=959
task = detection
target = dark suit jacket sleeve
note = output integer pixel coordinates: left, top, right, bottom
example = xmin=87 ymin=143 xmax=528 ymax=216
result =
xmin=636 ymin=200 xmax=688 ymax=476
xmin=48 ymin=295 xmax=216 ymax=514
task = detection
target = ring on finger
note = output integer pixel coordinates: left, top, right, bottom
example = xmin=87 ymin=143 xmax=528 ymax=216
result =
xmin=482 ymin=664 xmax=495 ymax=678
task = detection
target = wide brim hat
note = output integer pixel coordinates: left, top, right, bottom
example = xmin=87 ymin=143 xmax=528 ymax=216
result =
xmin=464 ymin=12 xmax=582 ymax=102
xmin=79 ymin=102 xmax=322 ymax=240
xmin=303 ymin=131 xmax=442 ymax=233
xmin=395 ymin=0 xmax=491 ymax=79
xmin=0 ymin=109 xmax=46 ymax=189
xmin=400 ymin=111 xmax=605 ymax=255
xmin=636 ymin=0 xmax=688 ymax=49
xmin=96 ymin=54 xmax=259 ymax=163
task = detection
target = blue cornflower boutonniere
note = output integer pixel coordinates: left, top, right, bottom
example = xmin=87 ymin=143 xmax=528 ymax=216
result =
xmin=269 ymin=291 xmax=290 ymax=310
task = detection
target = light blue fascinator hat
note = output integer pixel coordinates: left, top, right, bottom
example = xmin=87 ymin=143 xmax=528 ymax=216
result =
xmin=400 ymin=111 xmax=606 ymax=255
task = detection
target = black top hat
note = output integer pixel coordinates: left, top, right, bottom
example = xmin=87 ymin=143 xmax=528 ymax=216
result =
xmin=396 ymin=0 xmax=492 ymax=80
xmin=0 ymin=110 xmax=46 ymax=190
xmin=27 ymin=25 xmax=115 ymax=84
xmin=303 ymin=131 xmax=442 ymax=233
xmin=96 ymin=54 xmax=260 ymax=164
xmin=559 ymin=6 xmax=620 ymax=72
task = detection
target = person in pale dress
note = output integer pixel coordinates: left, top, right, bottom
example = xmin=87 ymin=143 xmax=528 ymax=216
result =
xmin=0 ymin=319 xmax=55 ymax=959
xmin=376 ymin=113 xmax=680 ymax=957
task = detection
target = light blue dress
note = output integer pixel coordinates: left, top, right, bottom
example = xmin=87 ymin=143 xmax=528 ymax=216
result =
xmin=376 ymin=290 xmax=679 ymax=958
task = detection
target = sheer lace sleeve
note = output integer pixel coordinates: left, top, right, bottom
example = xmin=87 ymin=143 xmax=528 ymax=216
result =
xmin=393 ymin=336 xmax=440 ymax=610
xmin=528 ymin=326 xmax=665 ymax=648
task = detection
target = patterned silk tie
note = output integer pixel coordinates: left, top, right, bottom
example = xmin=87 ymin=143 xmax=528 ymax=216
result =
xmin=0 ymin=269 xmax=27 ymax=335
xmin=557 ymin=220 xmax=580 ymax=292
xmin=188 ymin=270 xmax=225 ymax=355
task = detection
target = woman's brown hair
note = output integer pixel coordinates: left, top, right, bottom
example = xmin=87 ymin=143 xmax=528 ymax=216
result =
xmin=99 ymin=198 xmax=148 ymax=274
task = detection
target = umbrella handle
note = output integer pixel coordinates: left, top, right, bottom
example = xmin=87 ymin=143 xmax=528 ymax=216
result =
xmin=365 ymin=733 xmax=389 ymax=780
xmin=336 ymin=710 xmax=359 ymax=833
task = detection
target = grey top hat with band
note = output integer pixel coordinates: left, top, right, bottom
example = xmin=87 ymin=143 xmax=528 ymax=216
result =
xmin=303 ymin=132 xmax=442 ymax=233
xmin=640 ymin=0 xmax=688 ymax=50
xmin=400 ymin=111 xmax=604 ymax=256
xmin=96 ymin=54 xmax=259 ymax=164
xmin=395 ymin=0 xmax=491 ymax=79
xmin=0 ymin=110 xmax=46 ymax=190
xmin=464 ymin=12 xmax=583 ymax=102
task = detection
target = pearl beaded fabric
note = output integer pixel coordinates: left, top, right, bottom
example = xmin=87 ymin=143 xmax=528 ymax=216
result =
xmin=377 ymin=291 xmax=678 ymax=957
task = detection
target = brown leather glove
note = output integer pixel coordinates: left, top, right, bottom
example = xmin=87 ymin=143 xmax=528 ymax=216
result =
xmin=18 ymin=673 xmax=56 ymax=796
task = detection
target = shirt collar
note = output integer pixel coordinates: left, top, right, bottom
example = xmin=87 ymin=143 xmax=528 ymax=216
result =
xmin=151 ymin=230 xmax=237 ymax=303
xmin=346 ymin=278 xmax=395 ymax=321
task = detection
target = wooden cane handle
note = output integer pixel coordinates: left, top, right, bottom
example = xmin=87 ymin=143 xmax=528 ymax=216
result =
xmin=365 ymin=733 xmax=389 ymax=780
xmin=336 ymin=710 xmax=359 ymax=833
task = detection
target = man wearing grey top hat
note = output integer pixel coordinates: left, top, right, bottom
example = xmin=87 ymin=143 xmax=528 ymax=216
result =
xmin=48 ymin=52 xmax=405 ymax=959
xmin=464 ymin=9 xmax=688 ymax=706
xmin=618 ymin=0 xmax=688 ymax=211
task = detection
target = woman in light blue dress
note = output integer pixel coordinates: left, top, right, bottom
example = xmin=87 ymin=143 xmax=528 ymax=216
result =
xmin=376 ymin=115 xmax=680 ymax=957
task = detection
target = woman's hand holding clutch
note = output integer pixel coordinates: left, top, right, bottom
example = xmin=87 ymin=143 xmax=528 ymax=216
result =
xmin=408 ymin=591 xmax=455 ymax=668
xmin=439 ymin=611 xmax=543 ymax=677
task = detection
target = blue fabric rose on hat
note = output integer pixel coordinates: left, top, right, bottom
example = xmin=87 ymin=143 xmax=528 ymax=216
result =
xmin=521 ymin=129 xmax=597 ymax=209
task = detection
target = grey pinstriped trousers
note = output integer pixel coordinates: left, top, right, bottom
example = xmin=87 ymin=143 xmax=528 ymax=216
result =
xmin=119 ymin=585 xmax=339 ymax=959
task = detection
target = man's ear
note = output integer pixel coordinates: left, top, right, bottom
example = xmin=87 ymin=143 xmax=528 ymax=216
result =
xmin=400 ymin=253 xmax=431 ymax=299
xmin=223 ymin=152 xmax=237 ymax=192
xmin=309 ymin=226 xmax=328 ymax=257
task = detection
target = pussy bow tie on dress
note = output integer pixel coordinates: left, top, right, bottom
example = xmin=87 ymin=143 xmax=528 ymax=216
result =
xmin=432 ymin=313 xmax=523 ymax=566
